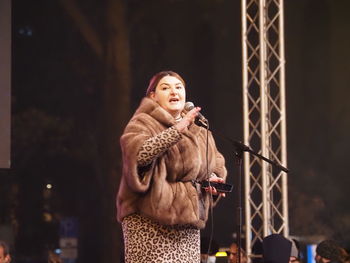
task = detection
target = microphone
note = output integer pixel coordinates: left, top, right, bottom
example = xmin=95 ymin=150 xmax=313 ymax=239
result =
xmin=184 ymin=101 xmax=209 ymax=128
xmin=184 ymin=102 xmax=207 ymax=122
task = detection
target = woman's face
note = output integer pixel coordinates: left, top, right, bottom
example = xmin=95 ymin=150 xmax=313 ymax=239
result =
xmin=150 ymin=75 xmax=186 ymax=118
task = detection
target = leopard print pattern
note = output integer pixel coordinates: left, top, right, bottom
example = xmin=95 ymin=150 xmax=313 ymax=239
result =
xmin=122 ymin=213 xmax=200 ymax=263
xmin=137 ymin=126 xmax=182 ymax=167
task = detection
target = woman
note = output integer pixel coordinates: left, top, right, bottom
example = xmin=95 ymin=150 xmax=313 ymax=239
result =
xmin=116 ymin=71 xmax=227 ymax=262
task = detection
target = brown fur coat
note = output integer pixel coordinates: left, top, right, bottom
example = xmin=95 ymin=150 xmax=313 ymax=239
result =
xmin=116 ymin=97 xmax=227 ymax=229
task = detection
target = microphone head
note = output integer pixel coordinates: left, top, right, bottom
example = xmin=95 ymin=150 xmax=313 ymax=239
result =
xmin=184 ymin=101 xmax=195 ymax=111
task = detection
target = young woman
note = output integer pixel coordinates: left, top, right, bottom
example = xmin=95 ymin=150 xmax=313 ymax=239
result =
xmin=116 ymin=70 xmax=227 ymax=262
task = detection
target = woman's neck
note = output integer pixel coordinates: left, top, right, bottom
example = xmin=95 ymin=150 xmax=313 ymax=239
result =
xmin=174 ymin=115 xmax=182 ymax=122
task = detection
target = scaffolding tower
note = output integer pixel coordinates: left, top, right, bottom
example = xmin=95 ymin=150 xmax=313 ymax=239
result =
xmin=241 ymin=0 xmax=289 ymax=260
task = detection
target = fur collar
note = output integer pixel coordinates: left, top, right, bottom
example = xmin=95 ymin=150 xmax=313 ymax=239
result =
xmin=134 ymin=97 xmax=201 ymax=135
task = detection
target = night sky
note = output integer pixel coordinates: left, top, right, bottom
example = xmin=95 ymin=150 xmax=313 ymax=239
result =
xmin=1 ymin=0 xmax=350 ymax=262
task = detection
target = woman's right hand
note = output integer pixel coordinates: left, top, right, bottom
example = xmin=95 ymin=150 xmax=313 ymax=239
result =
xmin=174 ymin=107 xmax=201 ymax=132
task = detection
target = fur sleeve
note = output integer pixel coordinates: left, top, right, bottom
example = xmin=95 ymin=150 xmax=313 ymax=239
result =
xmin=120 ymin=116 xmax=157 ymax=193
xmin=209 ymin=132 xmax=227 ymax=181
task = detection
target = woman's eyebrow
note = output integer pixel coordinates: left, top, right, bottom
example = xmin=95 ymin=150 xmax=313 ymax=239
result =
xmin=159 ymin=82 xmax=182 ymax=86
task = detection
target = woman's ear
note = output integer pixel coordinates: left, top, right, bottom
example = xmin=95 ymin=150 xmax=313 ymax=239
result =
xmin=149 ymin=91 xmax=156 ymax=100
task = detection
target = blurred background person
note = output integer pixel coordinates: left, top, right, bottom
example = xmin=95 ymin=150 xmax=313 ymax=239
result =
xmin=341 ymin=249 xmax=350 ymax=263
xmin=227 ymin=242 xmax=247 ymax=263
xmin=289 ymin=238 xmax=301 ymax=263
xmin=315 ymin=240 xmax=343 ymax=263
xmin=47 ymin=250 xmax=62 ymax=263
xmin=0 ymin=241 xmax=11 ymax=263
xmin=262 ymin=234 xmax=292 ymax=263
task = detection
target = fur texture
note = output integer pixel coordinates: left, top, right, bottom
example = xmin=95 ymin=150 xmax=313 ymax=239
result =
xmin=116 ymin=97 xmax=227 ymax=228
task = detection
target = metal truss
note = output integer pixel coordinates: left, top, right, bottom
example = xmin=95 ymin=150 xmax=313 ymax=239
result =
xmin=241 ymin=0 xmax=289 ymax=260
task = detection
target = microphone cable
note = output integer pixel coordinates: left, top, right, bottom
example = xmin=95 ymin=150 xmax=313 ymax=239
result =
xmin=204 ymin=119 xmax=216 ymax=263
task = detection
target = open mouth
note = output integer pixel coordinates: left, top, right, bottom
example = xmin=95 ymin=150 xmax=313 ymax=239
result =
xmin=169 ymin=98 xmax=179 ymax=103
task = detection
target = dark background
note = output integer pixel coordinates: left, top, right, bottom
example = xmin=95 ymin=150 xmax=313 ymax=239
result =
xmin=1 ymin=0 xmax=350 ymax=262
xmin=0 ymin=0 xmax=11 ymax=169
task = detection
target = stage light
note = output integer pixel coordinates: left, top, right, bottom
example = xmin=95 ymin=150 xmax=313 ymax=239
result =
xmin=216 ymin=251 xmax=228 ymax=257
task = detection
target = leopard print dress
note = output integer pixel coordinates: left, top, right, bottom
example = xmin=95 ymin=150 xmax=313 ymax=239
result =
xmin=122 ymin=213 xmax=200 ymax=263
xmin=122 ymin=125 xmax=200 ymax=262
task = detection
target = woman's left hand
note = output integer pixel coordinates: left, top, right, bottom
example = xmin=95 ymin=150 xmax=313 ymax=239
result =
xmin=204 ymin=173 xmax=226 ymax=197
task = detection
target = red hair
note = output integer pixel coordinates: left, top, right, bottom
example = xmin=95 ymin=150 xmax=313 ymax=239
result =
xmin=146 ymin=71 xmax=185 ymax=96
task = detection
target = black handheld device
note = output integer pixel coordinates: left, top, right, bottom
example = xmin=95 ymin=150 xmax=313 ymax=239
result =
xmin=200 ymin=181 xmax=233 ymax=193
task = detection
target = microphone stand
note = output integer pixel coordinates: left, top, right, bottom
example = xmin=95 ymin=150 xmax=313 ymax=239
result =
xmin=209 ymin=129 xmax=289 ymax=263
xmin=234 ymin=145 xmax=244 ymax=263
xmin=194 ymin=118 xmax=289 ymax=263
